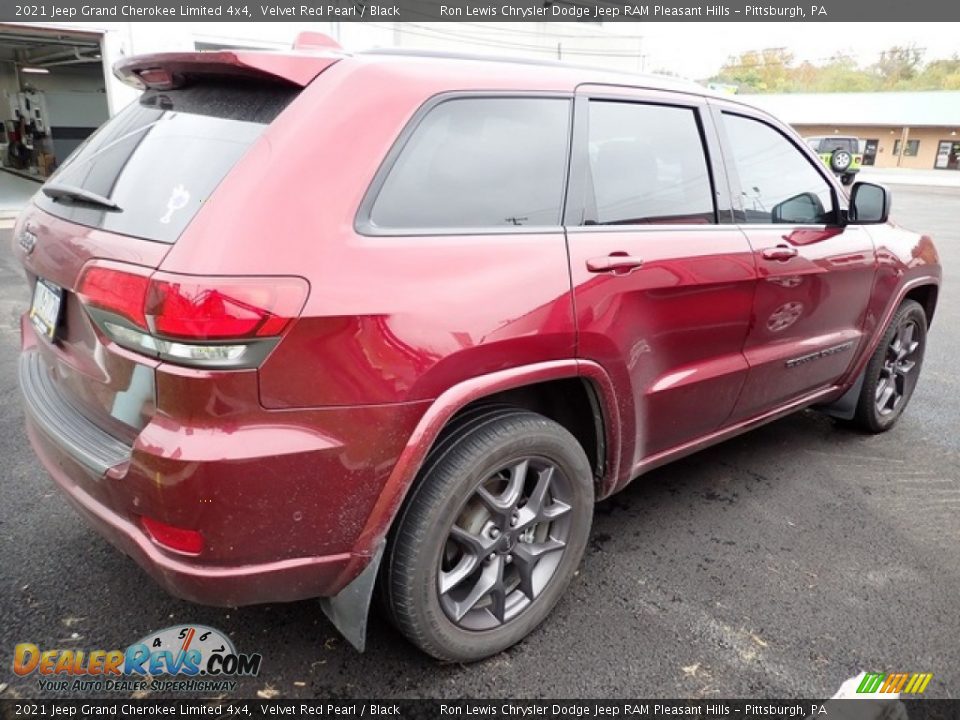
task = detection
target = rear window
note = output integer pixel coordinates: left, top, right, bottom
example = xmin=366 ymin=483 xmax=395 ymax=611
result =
xmin=34 ymin=80 xmax=297 ymax=244
xmin=818 ymin=137 xmax=858 ymax=154
xmin=365 ymin=97 xmax=571 ymax=232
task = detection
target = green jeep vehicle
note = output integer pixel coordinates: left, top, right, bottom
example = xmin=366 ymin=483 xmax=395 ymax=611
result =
xmin=805 ymin=135 xmax=863 ymax=185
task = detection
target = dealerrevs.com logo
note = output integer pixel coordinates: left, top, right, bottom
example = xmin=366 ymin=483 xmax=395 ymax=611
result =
xmin=13 ymin=625 xmax=262 ymax=693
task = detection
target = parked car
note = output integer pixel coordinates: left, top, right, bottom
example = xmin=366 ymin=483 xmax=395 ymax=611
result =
xmin=805 ymin=135 xmax=864 ymax=185
xmin=14 ymin=39 xmax=940 ymax=663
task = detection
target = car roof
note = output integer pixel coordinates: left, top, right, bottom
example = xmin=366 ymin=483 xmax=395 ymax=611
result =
xmin=119 ymin=45 xmax=785 ymax=124
xmin=353 ymin=48 xmax=710 ymax=96
xmin=806 ymin=135 xmax=860 ymax=140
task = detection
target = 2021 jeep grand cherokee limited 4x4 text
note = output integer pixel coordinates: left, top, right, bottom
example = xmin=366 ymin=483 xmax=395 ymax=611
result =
xmin=14 ymin=39 xmax=940 ymax=662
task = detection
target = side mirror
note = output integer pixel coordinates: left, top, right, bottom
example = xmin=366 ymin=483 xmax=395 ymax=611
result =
xmin=771 ymin=192 xmax=826 ymax=224
xmin=849 ymin=182 xmax=890 ymax=224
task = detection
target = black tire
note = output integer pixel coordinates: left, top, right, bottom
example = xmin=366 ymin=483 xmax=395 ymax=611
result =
xmin=376 ymin=403 xmax=525 ymax=625
xmin=851 ymin=299 xmax=927 ymax=433
xmin=830 ymin=149 xmax=853 ymax=172
xmin=382 ymin=409 xmax=593 ymax=662
xmin=841 ymin=173 xmax=855 ymax=186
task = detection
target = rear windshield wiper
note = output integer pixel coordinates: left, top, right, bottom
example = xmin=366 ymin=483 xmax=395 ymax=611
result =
xmin=42 ymin=184 xmax=122 ymax=212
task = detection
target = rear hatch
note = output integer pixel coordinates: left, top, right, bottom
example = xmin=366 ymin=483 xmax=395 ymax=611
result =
xmin=15 ymin=50 xmax=336 ymax=451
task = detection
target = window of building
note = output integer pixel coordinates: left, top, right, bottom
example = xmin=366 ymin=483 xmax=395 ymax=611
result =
xmin=368 ymin=97 xmax=571 ymax=230
xmin=584 ymin=101 xmax=716 ymax=225
xmin=893 ymin=139 xmax=921 ymax=157
xmin=722 ymin=113 xmax=835 ymax=225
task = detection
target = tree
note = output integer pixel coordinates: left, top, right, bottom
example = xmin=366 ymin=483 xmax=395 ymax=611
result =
xmin=810 ymin=54 xmax=879 ymax=92
xmin=714 ymin=48 xmax=795 ymax=93
xmin=916 ymin=55 xmax=960 ymax=90
xmin=871 ymin=46 xmax=924 ymax=89
xmin=708 ymin=45 xmax=960 ymax=93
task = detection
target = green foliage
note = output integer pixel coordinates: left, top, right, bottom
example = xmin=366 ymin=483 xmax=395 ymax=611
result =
xmin=710 ymin=46 xmax=960 ymax=93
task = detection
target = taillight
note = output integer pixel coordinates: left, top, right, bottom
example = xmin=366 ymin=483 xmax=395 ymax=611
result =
xmin=76 ymin=263 xmax=308 ymax=368
xmin=146 ymin=274 xmax=306 ymax=340
xmin=77 ymin=265 xmax=150 ymax=328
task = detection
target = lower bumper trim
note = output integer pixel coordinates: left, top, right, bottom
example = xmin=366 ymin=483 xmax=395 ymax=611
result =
xmin=19 ymin=351 xmax=131 ymax=476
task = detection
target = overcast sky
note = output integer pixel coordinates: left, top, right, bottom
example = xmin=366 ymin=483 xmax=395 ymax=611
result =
xmin=611 ymin=23 xmax=958 ymax=78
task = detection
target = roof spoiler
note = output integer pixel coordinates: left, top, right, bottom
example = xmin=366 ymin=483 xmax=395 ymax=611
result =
xmin=113 ymin=47 xmax=343 ymax=90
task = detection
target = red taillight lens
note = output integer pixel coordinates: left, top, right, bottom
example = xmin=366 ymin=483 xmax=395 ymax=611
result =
xmin=146 ymin=275 xmax=308 ymax=340
xmin=76 ymin=265 xmax=151 ymax=329
xmin=76 ymin=263 xmax=308 ymax=367
xmin=141 ymin=516 xmax=204 ymax=555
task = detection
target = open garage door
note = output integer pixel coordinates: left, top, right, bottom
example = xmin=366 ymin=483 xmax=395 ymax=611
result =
xmin=0 ymin=25 xmax=108 ymax=184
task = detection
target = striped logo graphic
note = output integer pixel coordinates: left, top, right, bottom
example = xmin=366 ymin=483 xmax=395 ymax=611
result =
xmin=856 ymin=672 xmax=934 ymax=694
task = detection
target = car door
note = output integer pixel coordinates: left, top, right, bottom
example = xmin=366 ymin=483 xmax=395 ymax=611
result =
xmin=711 ymin=104 xmax=878 ymax=421
xmin=565 ymin=86 xmax=758 ymax=476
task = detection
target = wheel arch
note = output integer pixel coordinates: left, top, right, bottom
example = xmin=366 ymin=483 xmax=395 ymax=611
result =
xmin=839 ymin=276 xmax=940 ymax=394
xmin=905 ymin=283 xmax=939 ymax=327
xmin=321 ymin=360 xmax=621 ymax=651
xmin=353 ymin=359 xmax=621 ymax=558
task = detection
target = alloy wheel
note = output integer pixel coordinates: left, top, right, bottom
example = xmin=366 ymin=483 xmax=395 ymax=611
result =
xmin=437 ymin=457 xmax=573 ymax=631
xmin=875 ymin=319 xmax=921 ymax=416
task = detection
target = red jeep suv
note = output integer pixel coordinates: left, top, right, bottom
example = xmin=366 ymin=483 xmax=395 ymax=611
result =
xmin=14 ymin=39 xmax=940 ymax=662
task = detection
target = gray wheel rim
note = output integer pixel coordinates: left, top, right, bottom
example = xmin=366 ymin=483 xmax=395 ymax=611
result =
xmin=875 ymin=319 xmax=921 ymax=416
xmin=437 ymin=457 xmax=573 ymax=631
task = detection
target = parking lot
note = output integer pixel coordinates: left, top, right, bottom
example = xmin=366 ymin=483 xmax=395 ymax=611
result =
xmin=0 ymin=184 xmax=957 ymax=699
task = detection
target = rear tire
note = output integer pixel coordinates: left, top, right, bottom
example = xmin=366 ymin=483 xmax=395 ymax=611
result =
xmin=850 ymin=299 xmax=927 ymax=433
xmin=383 ymin=409 xmax=593 ymax=662
xmin=841 ymin=173 xmax=855 ymax=186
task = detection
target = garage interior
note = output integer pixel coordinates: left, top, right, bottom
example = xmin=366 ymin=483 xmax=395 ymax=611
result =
xmin=0 ymin=27 xmax=108 ymax=185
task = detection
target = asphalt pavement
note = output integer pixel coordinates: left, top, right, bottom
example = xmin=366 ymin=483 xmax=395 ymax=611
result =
xmin=1 ymin=185 xmax=957 ymax=700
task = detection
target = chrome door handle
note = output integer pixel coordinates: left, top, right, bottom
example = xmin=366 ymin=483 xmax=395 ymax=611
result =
xmin=586 ymin=254 xmax=645 ymax=274
xmin=761 ymin=245 xmax=798 ymax=261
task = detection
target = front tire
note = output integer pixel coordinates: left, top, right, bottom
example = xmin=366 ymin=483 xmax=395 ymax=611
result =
xmin=383 ymin=409 xmax=593 ymax=662
xmin=851 ymin=299 xmax=927 ymax=433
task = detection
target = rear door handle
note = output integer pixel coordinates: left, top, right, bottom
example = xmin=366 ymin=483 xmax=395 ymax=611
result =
xmin=586 ymin=254 xmax=645 ymax=274
xmin=761 ymin=245 xmax=798 ymax=261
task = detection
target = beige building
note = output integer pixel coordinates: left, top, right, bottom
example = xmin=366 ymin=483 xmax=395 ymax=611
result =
xmin=746 ymin=91 xmax=960 ymax=172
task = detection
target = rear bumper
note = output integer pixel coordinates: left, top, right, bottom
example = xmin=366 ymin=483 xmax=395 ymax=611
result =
xmin=18 ymin=337 xmax=429 ymax=606
xmin=26 ymin=419 xmax=358 ymax=606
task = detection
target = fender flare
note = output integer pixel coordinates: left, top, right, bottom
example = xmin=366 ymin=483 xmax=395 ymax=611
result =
xmin=839 ymin=275 xmax=940 ymax=391
xmin=321 ymin=358 xmax=621 ymax=650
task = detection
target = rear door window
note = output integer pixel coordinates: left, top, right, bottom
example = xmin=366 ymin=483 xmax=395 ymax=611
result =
xmin=34 ymin=80 xmax=297 ymax=244
xmin=584 ymin=100 xmax=716 ymax=225
xmin=365 ymin=97 xmax=571 ymax=231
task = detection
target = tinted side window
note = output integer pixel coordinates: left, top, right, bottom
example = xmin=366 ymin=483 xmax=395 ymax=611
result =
xmin=368 ymin=98 xmax=570 ymax=230
xmin=722 ymin=113 xmax=835 ymax=225
xmin=585 ymin=101 xmax=715 ymax=225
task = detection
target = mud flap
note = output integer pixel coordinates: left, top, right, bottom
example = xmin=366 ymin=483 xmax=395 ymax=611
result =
xmin=815 ymin=369 xmax=866 ymax=420
xmin=319 ymin=541 xmax=385 ymax=652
